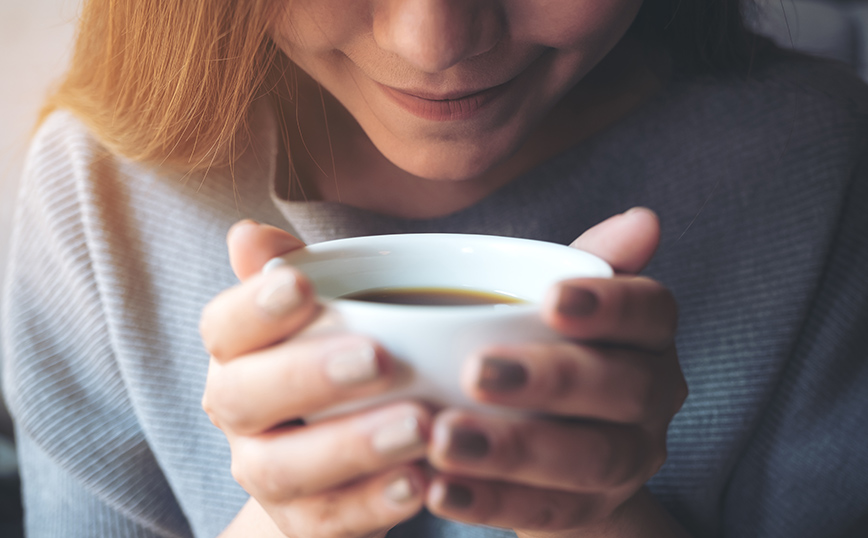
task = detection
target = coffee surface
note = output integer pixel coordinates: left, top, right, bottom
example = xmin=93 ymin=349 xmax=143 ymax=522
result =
xmin=340 ymin=287 xmax=526 ymax=306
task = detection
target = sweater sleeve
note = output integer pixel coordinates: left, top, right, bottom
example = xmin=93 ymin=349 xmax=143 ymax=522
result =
xmin=721 ymin=153 xmax=868 ymax=537
xmin=1 ymin=112 xmax=193 ymax=538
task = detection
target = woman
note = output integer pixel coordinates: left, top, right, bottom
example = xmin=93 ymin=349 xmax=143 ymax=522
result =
xmin=3 ymin=0 xmax=867 ymax=537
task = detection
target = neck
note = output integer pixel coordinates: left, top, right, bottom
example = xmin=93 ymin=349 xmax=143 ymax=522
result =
xmin=274 ymin=38 xmax=671 ymax=219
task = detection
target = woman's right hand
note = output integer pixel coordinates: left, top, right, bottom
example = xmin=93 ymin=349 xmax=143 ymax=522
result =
xmin=200 ymin=220 xmax=430 ymax=538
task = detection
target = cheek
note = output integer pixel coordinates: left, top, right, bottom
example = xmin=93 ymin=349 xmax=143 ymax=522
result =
xmin=268 ymin=0 xmax=368 ymax=55
xmin=510 ymin=0 xmax=644 ymax=49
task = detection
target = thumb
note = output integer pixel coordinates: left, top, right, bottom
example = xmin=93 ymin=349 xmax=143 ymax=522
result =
xmin=570 ymin=207 xmax=661 ymax=274
xmin=226 ymin=220 xmax=306 ymax=281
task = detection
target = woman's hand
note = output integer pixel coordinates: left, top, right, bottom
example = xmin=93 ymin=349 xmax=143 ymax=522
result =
xmin=425 ymin=208 xmax=691 ymax=537
xmin=201 ymin=220 xmax=430 ymax=538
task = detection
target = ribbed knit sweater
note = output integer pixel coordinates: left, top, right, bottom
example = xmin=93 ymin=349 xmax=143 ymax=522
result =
xmin=3 ymin=55 xmax=868 ymax=538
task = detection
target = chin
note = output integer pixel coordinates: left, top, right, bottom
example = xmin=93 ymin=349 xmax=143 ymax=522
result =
xmin=395 ymin=152 xmax=500 ymax=181
xmin=378 ymin=134 xmax=520 ymax=182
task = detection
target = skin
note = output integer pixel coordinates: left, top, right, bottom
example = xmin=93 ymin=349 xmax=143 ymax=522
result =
xmin=269 ymin=0 xmax=669 ymax=217
xmin=201 ymin=1 xmax=690 ymax=536
xmin=203 ymin=212 xmax=689 ymax=538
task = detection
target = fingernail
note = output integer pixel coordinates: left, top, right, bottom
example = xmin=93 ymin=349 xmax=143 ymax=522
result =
xmin=443 ymin=483 xmax=474 ymax=510
xmin=372 ymin=416 xmax=423 ymax=456
xmin=384 ymin=474 xmax=416 ymax=504
xmin=255 ymin=267 xmax=302 ymax=318
xmin=325 ymin=344 xmax=380 ymax=386
xmin=447 ymin=426 xmax=489 ymax=460
xmin=556 ymin=285 xmax=598 ymax=318
xmin=478 ymin=357 xmax=527 ymax=393
xmin=262 ymin=256 xmax=289 ymax=274
xmin=625 ymin=206 xmax=650 ymax=216
xmin=227 ymin=219 xmax=259 ymax=243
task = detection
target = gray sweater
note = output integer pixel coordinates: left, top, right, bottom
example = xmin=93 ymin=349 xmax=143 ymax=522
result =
xmin=3 ymin=54 xmax=868 ymax=538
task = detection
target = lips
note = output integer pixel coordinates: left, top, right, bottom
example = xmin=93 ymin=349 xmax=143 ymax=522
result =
xmin=377 ymin=79 xmax=513 ymax=122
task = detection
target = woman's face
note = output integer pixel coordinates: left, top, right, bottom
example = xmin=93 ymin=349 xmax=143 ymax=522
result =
xmin=269 ymin=0 xmax=644 ymax=181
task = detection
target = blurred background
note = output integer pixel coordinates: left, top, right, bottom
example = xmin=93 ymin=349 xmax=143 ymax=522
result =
xmin=0 ymin=0 xmax=866 ymax=535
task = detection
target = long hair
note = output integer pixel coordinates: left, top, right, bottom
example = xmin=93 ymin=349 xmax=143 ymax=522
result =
xmin=43 ymin=0 xmax=756 ymax=172
xmin=41 ymin=0 xmax=280 ymax=170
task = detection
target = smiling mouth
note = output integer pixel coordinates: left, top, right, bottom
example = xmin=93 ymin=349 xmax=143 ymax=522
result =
xmin=377 ymin=79 xmax=513 ymax=122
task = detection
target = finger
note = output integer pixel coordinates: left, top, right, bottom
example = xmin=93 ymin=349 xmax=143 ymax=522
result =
xmin=462 ymin=344 xmax=685 ymax=424
xmin=569 ymin=207 xmax=660 ymax=275
xmin=273 ymin=465 xmax=426 ymax=538
xmin=204 ymin=334 xmax=396 ymax=435
xmin=231 ymin=403 xmax=430 ymax=503
xmin=542 ymin=276 xmax=677 ymax=350
xmin=200 ymin=265 xmax=319 ymax=362
xmin=427 ymin=410 xmax=664 ymax=494
xmin=427 ymin=475 xmax=610 ymax=533
xmin=227 ymin=220 xmax=306 ymax=282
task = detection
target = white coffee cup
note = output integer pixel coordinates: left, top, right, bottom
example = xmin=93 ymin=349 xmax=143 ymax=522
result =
xmin=267 ymin=233 xmax=612 ymax=419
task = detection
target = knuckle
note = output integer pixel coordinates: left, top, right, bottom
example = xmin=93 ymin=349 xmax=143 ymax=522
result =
xmin=199 ymin=299 xmax=228 ymax=359
xmin=200 ymin=391 xmax=212 ymax=416
xmin=618 ymin=396 xmax=648 ymax=427
xmin=582 ymin=430 xmax=630 ymax=489
xmin=271 ymin=502 xmax=324 ymax=538
xmin=200 ymin=393 xmax=222 ymax=429
xmin=584 ymin=433 xmax=614 ymax=487
xmin=201 ymin=329 xmax=233 ymax=364
xmin=206 ymin=340 xmax=231 ymax=364
xmin=618 ymin=278 xmax=679 ymax=343
xmin=205 ymin=371 xmax=254 ymax=434
xmin=563 ymin=495 xmax=604 ymax=529
xmin=268 ymin=509 xmax=299 ymax=538
xmin=532 ymin=491 xmax=595 ymax=531
xmin=229 ymin=448 xmax=254 ymax=494
xmin=232 ymin=443 xmax=277 ymax=498
xmin=621 ymin=431 xmax=651 ymax=487
xmin=646 ymin=436 xmax=668 ymax=478
xmin=523 ymin=505 xmax=556 ymax=530
xmin=660 ymin=348 xmax=688 ymax=416
xmin=648 ymin=283 xmax=678 ymax=336
xmin=261 ymin=464 xmax=301 ymax=501
xmin=311 ymin=493 xmax=350 ymax=538
xmin=657 ymin=285 xmax=678 ymax=319
xmin=510 ymin=489 xmax=604 ymax=532
xmin=619 ymin=363 xmax=656 ymax=424
xmin=582 ymin=494 xmax=615 ymax=525
xmin=232 ymin=442 xmax=301 ymax=502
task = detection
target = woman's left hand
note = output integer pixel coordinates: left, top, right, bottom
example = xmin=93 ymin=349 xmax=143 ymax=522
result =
xmin=426 ymin=208 xmax=691 ymax=537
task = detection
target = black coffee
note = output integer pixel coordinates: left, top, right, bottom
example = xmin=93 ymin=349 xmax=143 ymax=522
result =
xmin=340 ymin=287 xmax=526 ymax=306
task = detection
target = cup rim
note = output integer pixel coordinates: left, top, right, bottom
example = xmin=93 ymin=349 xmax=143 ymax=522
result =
xmin=272 ymin=233 xmax=613 ymax=312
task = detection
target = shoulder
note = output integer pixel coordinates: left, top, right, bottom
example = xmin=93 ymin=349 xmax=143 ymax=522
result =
xmin=641 ymin=51 xmax=868 ymax=202
xmin=21 ymin=109 xmax=154 ymax=226
xmin=677 ymin=46 xmax=868 ymax=108
xmin=30 ymin=108 xmax=99 ymax=154
xmin=729 ymin=53 xmax=868 ymax=203
xmin=26 ymin=109 xmax=118 ymax=182
xmin=669 ymin=51 xmax=868 ymax=148
xmin=748 ymin=51 xmax=868 ymax=115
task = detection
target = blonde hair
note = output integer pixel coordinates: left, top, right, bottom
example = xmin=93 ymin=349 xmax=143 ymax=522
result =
xmin=42 ymin=0 xmax=282 ymax=170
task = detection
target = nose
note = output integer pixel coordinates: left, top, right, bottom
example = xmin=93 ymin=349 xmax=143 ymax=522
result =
xmin=373 ymin=0 xmax=504 ymax=73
